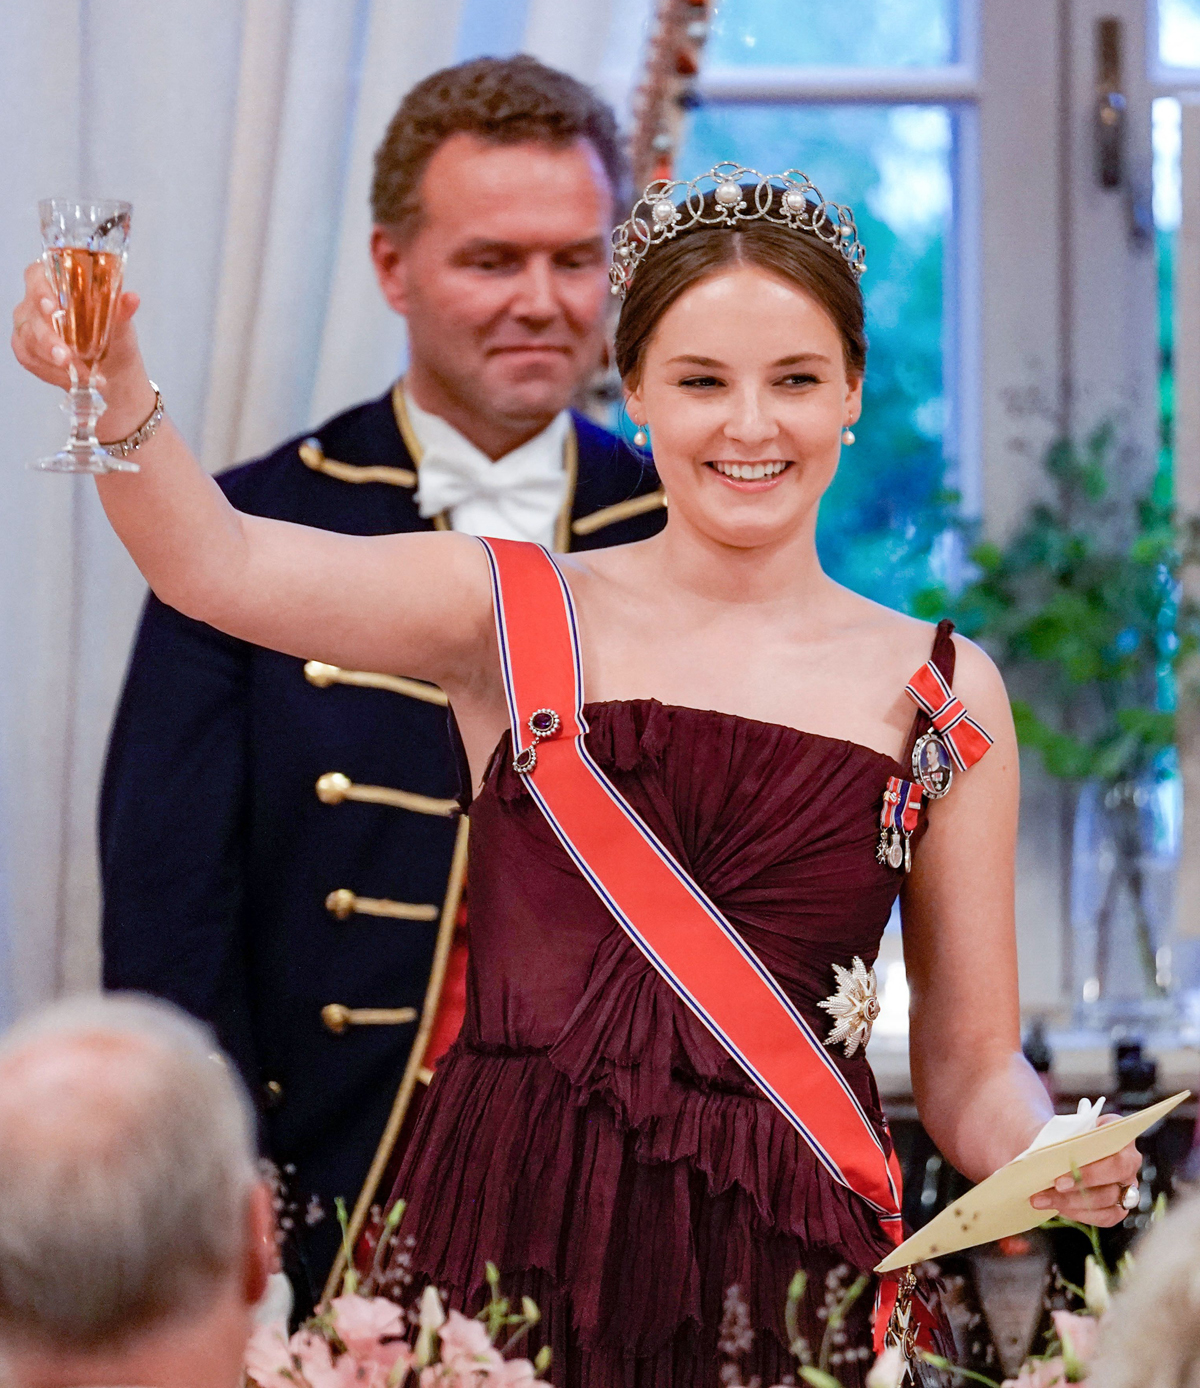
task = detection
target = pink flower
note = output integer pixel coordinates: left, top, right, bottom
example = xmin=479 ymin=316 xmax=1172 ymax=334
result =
xmin=290 ymin=1329 xmax=345 ymax=1388
xmin=335 ymin=1361 xmax=394 ymax=1388
xmin=437 ymin=1311 xmax=494 ymax=1362
xmin=331 ymin=1294 xmax=407 ymax=1362
xmin=1052 ymin=1310 xmax=1100 ymax=1370
xmin=430 ymin=1310 xmax=500 ymax=1380
xmin=245 ymin=1325 xmax=296 ymax=1388
xmin=495 ymin=1359 xmax=538 ymax=1387
xmin=1002 ymin=1356 xmax=1067 ymax=1388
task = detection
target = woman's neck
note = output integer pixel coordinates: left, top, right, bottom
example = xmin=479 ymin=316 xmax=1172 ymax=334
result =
xmin=644 ymin=506 xmax=834 ymax=618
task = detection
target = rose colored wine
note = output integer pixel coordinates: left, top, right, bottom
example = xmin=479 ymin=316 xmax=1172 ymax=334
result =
xmin=44 ymin=246 xmax=124 ymax=365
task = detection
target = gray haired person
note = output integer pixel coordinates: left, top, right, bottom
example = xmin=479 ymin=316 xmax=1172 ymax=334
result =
xmin=0 ymin=994 xmax=276 ymax=1388
xmin=1088 ymin=1190 xmax=1200 ymax=1388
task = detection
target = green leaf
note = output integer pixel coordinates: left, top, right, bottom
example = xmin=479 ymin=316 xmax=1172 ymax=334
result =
xmin=970 ymin=540 xmax=1005 ymax=574
xmin=911 ymin=585 xmax=949 ymax=621
xmin=799 ymin=1368 xmax=843 ymax=1388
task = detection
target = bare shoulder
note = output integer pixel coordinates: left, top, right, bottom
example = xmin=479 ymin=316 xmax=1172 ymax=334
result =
xmin=831 ymin=585 xmax=938 ymax=673
xmin=837 ymin=588 xmax=1007 ymax=699
xmin=946 ymin=631 xmax=1014 ymax=735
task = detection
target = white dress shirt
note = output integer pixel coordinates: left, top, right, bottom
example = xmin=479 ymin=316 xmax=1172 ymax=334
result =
xmin=405 ymin=388 xmax=571 ymax=547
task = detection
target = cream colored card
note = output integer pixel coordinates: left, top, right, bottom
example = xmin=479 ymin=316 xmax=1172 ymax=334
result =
xmin=875 ymin=1090 xmax=1191 ymax=1273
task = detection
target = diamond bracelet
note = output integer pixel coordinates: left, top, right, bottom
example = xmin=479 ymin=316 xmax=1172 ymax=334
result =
xmin=102 ymin=381 xmax=164 ymax=460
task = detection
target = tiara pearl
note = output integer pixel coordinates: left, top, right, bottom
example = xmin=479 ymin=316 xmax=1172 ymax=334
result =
xmin=609 ymin=162 xmax=866 ymax=298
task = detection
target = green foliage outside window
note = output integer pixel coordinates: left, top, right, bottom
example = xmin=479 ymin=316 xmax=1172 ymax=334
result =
xmin=913 ymin=425 xmax=1199 ymax=785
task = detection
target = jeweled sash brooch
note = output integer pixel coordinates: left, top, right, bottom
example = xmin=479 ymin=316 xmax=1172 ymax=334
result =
xmin=512 ymin=708 xmax=561 ymax=774
xmin=818 ymin=956 xmax=881 ymax=1057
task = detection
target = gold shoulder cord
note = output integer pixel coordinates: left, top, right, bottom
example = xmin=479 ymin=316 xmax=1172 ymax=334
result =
xmin=320 ymin=814 xmax=470 ymax=1307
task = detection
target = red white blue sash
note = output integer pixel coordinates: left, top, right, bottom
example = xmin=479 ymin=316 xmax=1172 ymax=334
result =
xmin=478 ymin=538 xmax=912 ymax=1343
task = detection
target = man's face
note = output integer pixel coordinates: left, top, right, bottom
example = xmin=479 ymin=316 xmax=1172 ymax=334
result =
xmin=373 ymin=132 xmax=614 ymax=435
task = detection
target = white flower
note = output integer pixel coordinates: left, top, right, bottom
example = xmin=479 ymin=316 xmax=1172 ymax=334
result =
xmin=414 ymin=1285 xmax=446 ymax=1367
xmin=818 ymin=957 xmax=881 ymax=1057
xmin=1084 ymin=1255 xmax=1111 ymax=1316
xmin=866 ymin=1343 xmax=907 ymax=1388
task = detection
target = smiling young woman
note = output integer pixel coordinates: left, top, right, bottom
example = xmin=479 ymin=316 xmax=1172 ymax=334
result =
xmin=10 ymin=167 xmax=1140 ymax=1388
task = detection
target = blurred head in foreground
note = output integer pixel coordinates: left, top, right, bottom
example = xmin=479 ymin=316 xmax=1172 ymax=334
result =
xmin=0 ymin=994 xmax=275 ymax=1388
xmin=1088 ymin=1191 xmax=1200 ymax=1388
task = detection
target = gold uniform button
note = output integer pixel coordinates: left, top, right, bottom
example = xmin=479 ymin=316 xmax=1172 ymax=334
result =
xmin=316 ymin=772 xmax=352 ymax=805
xmin=325 ymin=888 xmax=438 ymax=922
xmin=321 ymin=1003 xmax=419 ymax=1034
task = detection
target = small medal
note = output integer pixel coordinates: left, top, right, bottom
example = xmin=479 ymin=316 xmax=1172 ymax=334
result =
xmin=911 ymin=731 xmax=954 ymax=799
xmin=878 ymin=776 xmax=923 ymax=873
xmin=887 ymin=829 xmax=904 ymax=870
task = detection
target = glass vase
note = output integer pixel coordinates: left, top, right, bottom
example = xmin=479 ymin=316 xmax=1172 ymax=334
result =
xmin=1070 ymin=770 xmax=1182 ymax=1030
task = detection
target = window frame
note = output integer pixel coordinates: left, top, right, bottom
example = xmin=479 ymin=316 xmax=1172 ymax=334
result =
xmin=694 ymin=0 xmax=983 ymax=520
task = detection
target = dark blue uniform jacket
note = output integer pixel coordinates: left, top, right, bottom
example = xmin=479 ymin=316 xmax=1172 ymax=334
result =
xmin=99 ymin=387 xmax=664 ymax=1305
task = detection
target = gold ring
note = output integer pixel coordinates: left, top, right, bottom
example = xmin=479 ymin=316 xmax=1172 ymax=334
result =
xmin=1120 ymin=1182 xmax=1139 ymax=1211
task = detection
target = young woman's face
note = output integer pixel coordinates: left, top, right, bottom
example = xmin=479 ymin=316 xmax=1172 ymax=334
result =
xmin=625 ymin=264 xmax=862 ymax=550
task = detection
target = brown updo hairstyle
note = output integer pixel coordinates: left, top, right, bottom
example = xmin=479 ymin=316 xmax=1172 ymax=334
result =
xmin=614 ymin=186 xmax=867 ymax=385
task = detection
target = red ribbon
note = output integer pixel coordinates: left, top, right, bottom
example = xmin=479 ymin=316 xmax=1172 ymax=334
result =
xmin=880 ymin=777 xmax=923 ymax=834
xmin=904 ymin=661 xmax=993 ymax=772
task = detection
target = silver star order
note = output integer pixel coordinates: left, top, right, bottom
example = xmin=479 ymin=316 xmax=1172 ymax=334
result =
xmin=817 ymin=956 xmax=881 ymax=1058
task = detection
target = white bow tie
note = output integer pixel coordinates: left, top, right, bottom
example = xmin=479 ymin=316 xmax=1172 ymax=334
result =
xmin=415 ymin=437 xmax=568 ymax=541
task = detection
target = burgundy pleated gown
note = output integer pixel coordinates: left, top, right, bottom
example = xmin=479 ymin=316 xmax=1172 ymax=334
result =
xmin=387 ymin=624 xmax=957 ymax=1388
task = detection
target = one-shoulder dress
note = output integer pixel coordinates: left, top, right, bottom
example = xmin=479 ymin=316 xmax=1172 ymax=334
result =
xmin=387 ymin=591 xmax=958 ymax=1388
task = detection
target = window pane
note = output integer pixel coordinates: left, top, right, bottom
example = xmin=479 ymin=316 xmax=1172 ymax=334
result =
xmin=680 ymin=104 xmax=956 ymax=610
xmin=1160 ymin=0 xmax=1200 ymax=67
xmin=708 ymin=0 xmax=956 ymax=69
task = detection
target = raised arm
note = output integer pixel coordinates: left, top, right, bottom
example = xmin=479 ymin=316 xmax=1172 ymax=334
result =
xmin=11 ymin=263 xmax=493 ymax=695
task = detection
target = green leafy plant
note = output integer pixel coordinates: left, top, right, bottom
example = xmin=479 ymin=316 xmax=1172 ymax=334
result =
xmin=912 ymin=423 xmax=1200 ymax=785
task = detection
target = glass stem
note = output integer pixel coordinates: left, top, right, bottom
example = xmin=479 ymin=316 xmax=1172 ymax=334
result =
xmin=64 ymin=361 xmax=107 ymax=461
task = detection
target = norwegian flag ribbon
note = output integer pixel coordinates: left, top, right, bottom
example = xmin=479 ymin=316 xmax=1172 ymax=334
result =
xmin=904 ymin=661 xmax=993 ymax=772
xmin=880 ymin=777 xmax=923 ymax=835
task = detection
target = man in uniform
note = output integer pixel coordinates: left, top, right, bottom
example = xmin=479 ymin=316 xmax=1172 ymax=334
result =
xmin=100 ymin=55 xmax=664 ymax=1312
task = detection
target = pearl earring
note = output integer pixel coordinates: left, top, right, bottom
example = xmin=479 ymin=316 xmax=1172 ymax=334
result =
xmin=633 ymin=426 xmax=648 ymax=448
xmin=841 ymin=426 xmax=856 ymax=446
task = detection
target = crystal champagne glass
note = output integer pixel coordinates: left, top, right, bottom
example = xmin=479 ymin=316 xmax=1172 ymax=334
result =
xmin=35 ymin=198 xmax=136 ymax=473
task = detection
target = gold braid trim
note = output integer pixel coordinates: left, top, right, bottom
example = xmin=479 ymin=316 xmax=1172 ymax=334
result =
xmin=571 ymin=488 xmax=667 ymax=536
xmin=320 ymin=815 xmax=470 ymax=1306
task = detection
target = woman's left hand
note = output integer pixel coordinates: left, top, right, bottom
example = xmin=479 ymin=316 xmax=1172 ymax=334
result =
xmin=1029 ymin=1116 xmax=1142 ymax=1227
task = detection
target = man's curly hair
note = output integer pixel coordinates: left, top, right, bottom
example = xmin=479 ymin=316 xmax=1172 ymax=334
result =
xmin=371 ymin=55 xmax=626 ymax=238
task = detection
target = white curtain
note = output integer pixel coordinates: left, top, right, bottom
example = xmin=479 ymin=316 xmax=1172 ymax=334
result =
xmin=0 ymin=0 xmax=654 ymax=1027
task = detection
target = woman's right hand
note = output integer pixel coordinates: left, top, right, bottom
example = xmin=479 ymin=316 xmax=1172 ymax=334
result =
xmin=11 ymin=259 xmax=143 ymax=394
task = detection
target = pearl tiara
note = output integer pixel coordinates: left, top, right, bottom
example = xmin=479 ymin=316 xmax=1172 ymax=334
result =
xmin=609 ymin=162 xmax=866 ymax=298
